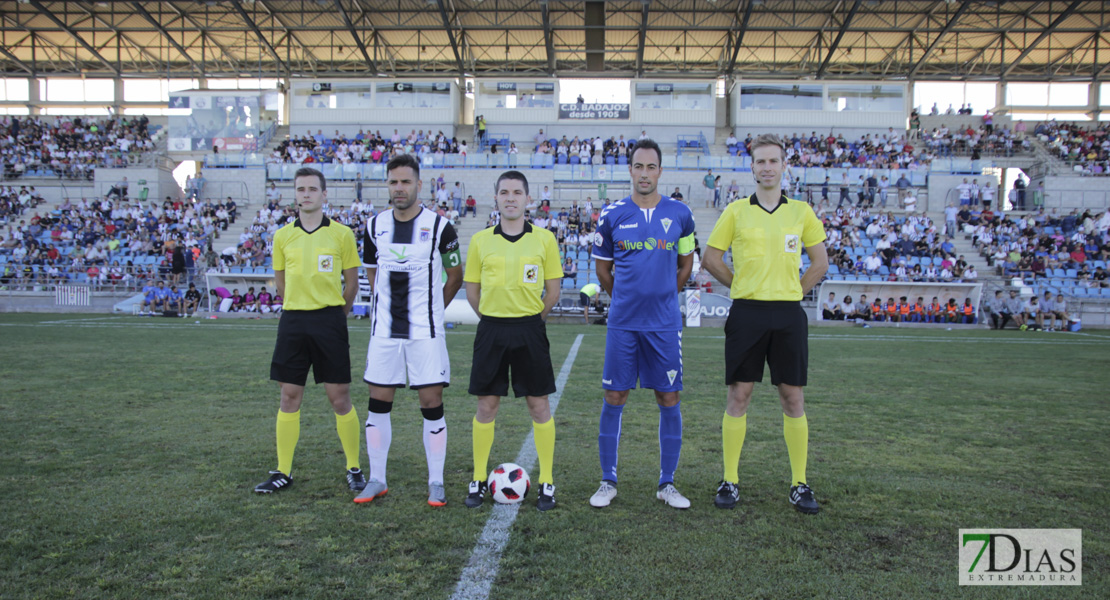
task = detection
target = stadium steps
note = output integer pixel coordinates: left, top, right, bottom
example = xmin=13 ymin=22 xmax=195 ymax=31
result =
xmin=949 ymin=234 xmax=1005 ymax=290
xmin=1026 ymin=137 xmax=1071 ymax=176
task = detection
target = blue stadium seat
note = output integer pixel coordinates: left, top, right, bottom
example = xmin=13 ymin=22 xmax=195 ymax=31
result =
xmin=605 ymin=156 xmax=615 ymax=165
xmin=618 ymin=156 xmax=628 ymax=165
xmin=557 ymin=155 xmax=568 ymax=165
xmin=570 ymin=156 xmax=580 ymax=165
xmin=1101 ymin=288 xmax=1110 ymax=298
xmin=1066 ymin=268 xmax=1078 ymax=278
xmin=828 ymin=264 xmax=840 ymax=275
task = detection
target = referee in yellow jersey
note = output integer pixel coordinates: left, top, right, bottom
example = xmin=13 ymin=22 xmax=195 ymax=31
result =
xmin=254 ymin=167 xmax=367 ymax=494
xmin=463 ymin=171 xmax=563 ymax=512
xmin=701 ymin=134 xmax=828 ymax=513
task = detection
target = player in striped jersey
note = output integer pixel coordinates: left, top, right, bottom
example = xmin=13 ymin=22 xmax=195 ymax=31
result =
xmin=354 ymin=155 xmax=463 ymax=507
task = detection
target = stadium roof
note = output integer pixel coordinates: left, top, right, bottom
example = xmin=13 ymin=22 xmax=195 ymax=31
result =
xmin=0 ymin=1 xmax=1108 ymax=81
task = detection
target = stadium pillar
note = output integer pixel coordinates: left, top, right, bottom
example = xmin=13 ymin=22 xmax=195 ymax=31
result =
xmin=1089 ymin=83 xmax=1100 ymax=122
xmin=585 ymin=1 xmax=605 ymax=72
xmin=28 ymin=76 xmax=40 ymax=114
xmin=113 ymin=78 xmax=124 ymax=115
xmin=281 ymin=77 xmax=292 ymax=125
xmin=996 ymin=82 xmax=1006 ymax=112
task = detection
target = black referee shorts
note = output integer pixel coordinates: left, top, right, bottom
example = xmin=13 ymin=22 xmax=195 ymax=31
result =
xmin=724 ymin=299 xmax=808 ymax=387
xmin=270 ymin=306 xmax=352 ymax=386
xmin=468 ymin=315 xmax=557 ymax=398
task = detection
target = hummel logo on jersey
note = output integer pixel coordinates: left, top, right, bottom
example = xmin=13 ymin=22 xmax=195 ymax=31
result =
xmin=618 ymin=223 xmax=639 ymax=230
xmin=661 ymin=218 xmax=673 ymax=233
xmin=666 ymin=369 xmax=678 ymax=385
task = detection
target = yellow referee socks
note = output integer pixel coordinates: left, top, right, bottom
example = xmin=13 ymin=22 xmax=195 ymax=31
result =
xmin=782 ymin=413 xmax=809 ymax=486
xmin=532 ymin=418 xmax=556 ymax=485
xmin=472 ymin=417 xmax=495 ymax=482
xmin=334 ymin=407 xmax=361 ymax=471
xmin=721 ymin=412 xmax=747 ymax=483
xmin=276 ymin=409 xmax=300 ymax=475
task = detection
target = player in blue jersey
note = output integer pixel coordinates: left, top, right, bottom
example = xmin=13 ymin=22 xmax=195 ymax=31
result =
xmin=153 ymin=282 xmax=171 ymax=313
xmin=589 ymin=138 xmax=697 ymax=510
xmin=139 ymin=281 xmax=160 ymax=315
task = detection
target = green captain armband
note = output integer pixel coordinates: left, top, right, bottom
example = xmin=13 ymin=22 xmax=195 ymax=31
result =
xmin=677 ymin=234 xmax=695 ymax=255
xmin=442 ymin=249 xmax=461 ymax=268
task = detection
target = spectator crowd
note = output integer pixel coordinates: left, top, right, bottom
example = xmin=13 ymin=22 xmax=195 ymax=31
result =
xmin=1 ymin=115 xmax=154 ymax=180
xmin=268 ymin=128 xmax=468 ymax=166
xmin=1034 ymin=120 xmax=1110 ymax=175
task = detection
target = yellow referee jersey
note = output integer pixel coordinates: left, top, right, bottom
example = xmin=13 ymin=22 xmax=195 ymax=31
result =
xmin=464 ymin=222 xmax=563 ymax=318
xmin=706 ymin=195 xmax=826 ymax=301
xmin=272 ymin=217 xmax=359 ymax=311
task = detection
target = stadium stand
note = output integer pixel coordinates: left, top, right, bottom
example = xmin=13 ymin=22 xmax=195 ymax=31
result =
xmin=0 ymin=194 xmax=238 ymax=292
xmin=0 ymin=115 xmax=159 ymax=180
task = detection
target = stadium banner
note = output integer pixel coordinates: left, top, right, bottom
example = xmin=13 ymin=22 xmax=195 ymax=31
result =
xmin=558 ymin=103 xmax=630 ymax=120
xmin=678 ymin=292 xmax=732 ymax=320
xmin=56 ymin=285 xmax=90 ymax=306
xmin=816 ymin=281 xmax=983 ymax=321
xmin=167 ymin=137 xmax=194 ymax=152
xmin=212 ymin=137 xmax=256 ymax=152
xmin=685 ymin=290 xmax=702 ymax=327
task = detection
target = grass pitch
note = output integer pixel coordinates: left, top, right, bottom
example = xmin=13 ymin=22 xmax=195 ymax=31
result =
xmin=0 ymin=314 xmax=1107 ymax=599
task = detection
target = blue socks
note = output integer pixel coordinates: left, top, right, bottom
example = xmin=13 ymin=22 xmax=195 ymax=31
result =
xmin=599 ymin=400 xmax=684 ymax=486
xmin=658 ymin=402 xmax=683 ymax=486
xmin=598 ymin=401 xmax=623 ymax=483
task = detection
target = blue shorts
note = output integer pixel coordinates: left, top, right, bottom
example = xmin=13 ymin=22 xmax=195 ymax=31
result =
xmin=602 ymin=329 xmax=683 ymax=392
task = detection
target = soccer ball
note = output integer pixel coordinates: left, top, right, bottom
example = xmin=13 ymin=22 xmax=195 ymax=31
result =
xmin=487 ymin=463 xmax=531 ymax=504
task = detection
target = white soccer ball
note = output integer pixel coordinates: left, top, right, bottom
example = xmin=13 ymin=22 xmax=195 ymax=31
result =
xmin=487 ymin=463 xmax=531 ymax=504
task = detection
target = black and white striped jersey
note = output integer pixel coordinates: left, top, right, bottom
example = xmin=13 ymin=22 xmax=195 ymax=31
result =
xmin=363 ymin=207 xmax=459 ymax=339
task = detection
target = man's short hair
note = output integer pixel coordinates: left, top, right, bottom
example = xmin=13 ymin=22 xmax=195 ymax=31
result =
xmin=750 ymin=133 xmax=787 ymax=159
xmin=495 ymin=170 xmax=529 ymax=196
xmin=386 ymin=154 xmax=421 ymax=178
xmin=293 ymin=167 xmax=326 ymax=191
xmin=630 ymin=139 xmax=662 ymax=164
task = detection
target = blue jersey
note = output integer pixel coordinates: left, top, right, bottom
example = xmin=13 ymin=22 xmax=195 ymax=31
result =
xmin=154 ymin=287 xmax=170 ymax=300
xmin=142 ymin=285 xmax=157 ymax=301
xmin=593 ymin=196 xmax=696 ymax=331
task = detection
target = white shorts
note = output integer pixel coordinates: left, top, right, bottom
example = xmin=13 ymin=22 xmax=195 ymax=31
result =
xmin=364 ymin=337 xmax=451 ymax=389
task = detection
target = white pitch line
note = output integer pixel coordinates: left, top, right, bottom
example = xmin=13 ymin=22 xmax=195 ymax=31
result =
xmin=691 ymin=333 xmax=1110 ymax=346
xmin=449 ymin=333 xmax=584 ymax=600
xmin=37 ymin=316 xmax=125 ymax=324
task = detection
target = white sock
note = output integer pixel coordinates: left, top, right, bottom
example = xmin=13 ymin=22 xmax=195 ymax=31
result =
xmin=423 ymin=417 xmax=447 ymax=484
xmin=364 ymin=411 xmax=392 ymax=485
